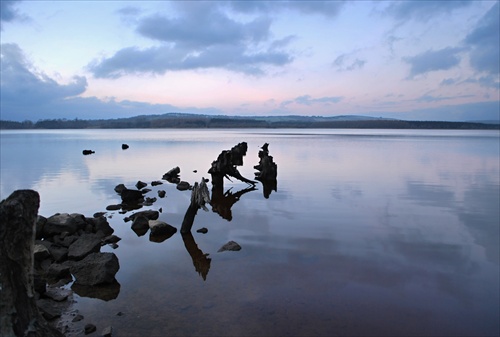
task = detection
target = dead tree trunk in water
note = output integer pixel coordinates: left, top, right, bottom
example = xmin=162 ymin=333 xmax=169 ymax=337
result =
xmin=180 ymin=178 xmax=211 ymax=234
xmin=254 ymin=143 xmax=278 ymax=198
xmin=0 ymin=190 xmax=63 ymax=337
xmin=208 ymin=142 xmax=256 ymax=186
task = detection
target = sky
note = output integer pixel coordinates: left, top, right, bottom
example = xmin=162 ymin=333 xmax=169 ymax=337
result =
xmin=0 ymin=0 xmax=499 ymax=122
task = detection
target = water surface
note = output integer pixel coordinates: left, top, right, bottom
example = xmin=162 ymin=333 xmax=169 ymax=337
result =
xmin=1 ymin=129 xmax=498 ymax=336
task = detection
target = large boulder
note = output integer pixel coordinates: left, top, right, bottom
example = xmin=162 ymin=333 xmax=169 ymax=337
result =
xmin=70 ymin=252 xmax=119 ymax=286
xmin=68 ymin=233 xmax=101 ymax=260
xmin=43 ymin=213 xmax=86 ymax=237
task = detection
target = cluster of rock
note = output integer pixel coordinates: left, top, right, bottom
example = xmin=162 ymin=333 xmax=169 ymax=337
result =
xmin=125 ymin=209 xmax=177 ymax=243
xmin=33 ymin=213 xmax=121 ymax=334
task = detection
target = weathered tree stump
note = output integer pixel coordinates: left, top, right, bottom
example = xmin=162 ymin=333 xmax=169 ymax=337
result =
xmin=0 ymin=190 xmax=63 ymax=337
xmin=254 ymin=143 xmax=278 ymax=198
xmin=180 ymin=178 xmax=211 ymax=234
xmin=208 ymin=142 xmax=256 ymax=186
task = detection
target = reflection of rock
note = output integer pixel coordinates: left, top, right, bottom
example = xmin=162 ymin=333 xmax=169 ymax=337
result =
xmin=182 ymin=232 xmax=211 ymax=280
xmin=70 ymin=252 xmax=119 ymax=286
xmin=148 ymin=220 xmax=177 ymax=243
xmin=71 ymin=280 xmax=121 ymax=301
xmin=218 ymin=241 xmax=242 ymax=252
xmin=196 ymin=227 xmax=208 ymax=234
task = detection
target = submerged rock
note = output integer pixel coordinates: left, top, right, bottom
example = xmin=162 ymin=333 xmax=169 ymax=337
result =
xmin=218 ymin=241 xmax=242 ymax=252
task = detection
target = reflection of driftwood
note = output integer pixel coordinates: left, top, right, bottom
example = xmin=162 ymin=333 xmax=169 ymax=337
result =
xmin=0 ymin=190 xmax=63 ymax=337
xmin=254 ymin=143 xmax=278 ymax=198
xmin=180 ymin=178 xmax=210 ymax=234
xmin=182 ymin=232 xmax=211 ymax=281
xmin=211 ymin=185 xmax=256 ymax=221
xmin=208 ymin=142 xmax=256 ymax=185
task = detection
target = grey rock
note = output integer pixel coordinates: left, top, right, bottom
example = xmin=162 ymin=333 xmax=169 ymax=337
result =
xmin=151 ymin=181 xmax=163 ymax=186
xmin=106 ymin=204 xmax=121 ymax=211
xmin=68 ymin=233 xmax=101 ymax=260
xmin=218 ymin=240 xmax=242 ymax=252
xmin=131 ymin=216 xmax=149 ymax=237
xmin=196 ymin=227 xmax=208 ymax=234
xmin=34 ymin=244 xmax=51 ymax=261
xmin=120 ymin=189 xmax=144 ymax=203
xmin=36 ymin=215 xmax=47 ymax=239
xmin=136 ymin=181 xmax=147 ymax=189
xmin=84 ymin=323 xmax=96 ymax=334
xmin=149 ymin=220 xmax=177 ymax=243
xmin=43 ymin=286 xmax=71 ymax=302
xmin=114 ymin=184 xmax=126 ymax=194
xmin=158 ymin=190 xmax=166 ymax=198
xmin=128 ymin=210 xmax=159 ymax=221
xmin=43 ymin=213 xmax=86 ymax=237
xmin=70 ymin=252 xmax=119 ymax=286
xmin=46 ymin=263 xmax=71 ymax=283
xmin=176 ymin=181 xmax=191 ymax=191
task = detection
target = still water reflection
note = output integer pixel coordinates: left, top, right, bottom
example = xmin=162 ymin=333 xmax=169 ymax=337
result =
xmin=1 ymin=129 xmax=499 ymax=336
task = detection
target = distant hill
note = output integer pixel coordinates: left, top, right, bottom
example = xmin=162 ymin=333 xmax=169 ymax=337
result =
xmin=1 ymin=113 xmax=498 ymax=130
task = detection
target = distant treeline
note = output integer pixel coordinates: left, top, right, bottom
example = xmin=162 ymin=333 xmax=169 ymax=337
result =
xmin=1 ymin=115 xmax=499 ymax=130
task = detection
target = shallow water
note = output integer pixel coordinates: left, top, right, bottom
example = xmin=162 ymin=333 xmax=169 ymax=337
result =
xmin=1 ymin=129 xmax=499 ymax=336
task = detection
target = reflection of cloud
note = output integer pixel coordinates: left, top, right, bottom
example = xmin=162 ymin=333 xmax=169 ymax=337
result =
xmin=458 ymin=184 xmax=500 ymax=264
xmin=403 ymin=181 xmax=455 ymax=208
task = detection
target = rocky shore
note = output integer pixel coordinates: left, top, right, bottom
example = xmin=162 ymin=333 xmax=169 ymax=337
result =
xmin=1 ymin=142 xmax=278 ymax=336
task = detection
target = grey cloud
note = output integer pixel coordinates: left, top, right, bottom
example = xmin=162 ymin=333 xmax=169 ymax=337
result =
xmin=464 ymin=2 xmax=499 ymax=75
xmin=0 ymin=43 xmax=223 ymax=121
xmin=227 ymin=1 xmax=345 ymax=17
xmin=1 ymin=43 xmax=87 ymax=113
xmin=386 ymin=0 xmax=473 ymax=22
xmin=90 ymin=5 xmax=293 ymax=78
xmin=137 ymin=12 xmax=271 ymax=47
xmin=89 ymin=44 xmax=292 ymax=78
xmin=403 ymin=47 xmax=465 ymax=78
xmin=0 ymin=0 xmax=23 ymax=29
xmin=333 ymin=54 xmax=366 ymax=71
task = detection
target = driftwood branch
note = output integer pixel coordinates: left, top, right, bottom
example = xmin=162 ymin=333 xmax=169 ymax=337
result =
xmin=0 ymin=190 xmax=63 ymax=337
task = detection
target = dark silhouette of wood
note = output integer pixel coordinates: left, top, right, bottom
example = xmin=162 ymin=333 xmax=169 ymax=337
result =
xmin=254 ymin=143 xmax=278 ymax=198
xmin=180 ymin=179 xmax=210 ymax=234
xmin=208 ymin=142 xmax=256 ymax=186
xmin=0 ymin=190 xmax=63 ymax=337
xmin=181 ymin=232 xmax=211 ymax=281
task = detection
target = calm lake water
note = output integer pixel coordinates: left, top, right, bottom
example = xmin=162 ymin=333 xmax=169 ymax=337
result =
xmin=1 ymin=129 xmax=499 ymax=336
